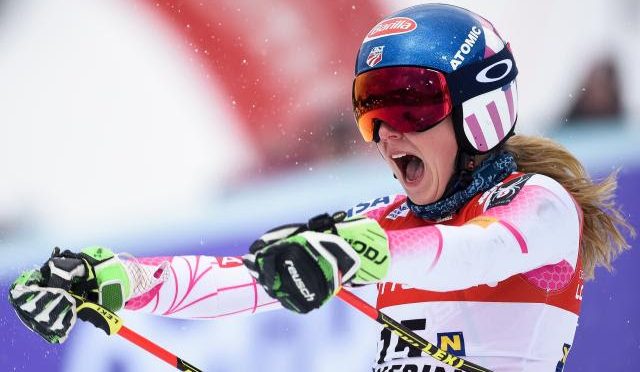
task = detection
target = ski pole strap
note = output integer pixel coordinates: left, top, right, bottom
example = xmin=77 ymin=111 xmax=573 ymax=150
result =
xmin=336 ymin=289 xmax=493 ymax=372
xmin=72 ymin=294 xmax=202 ymax=372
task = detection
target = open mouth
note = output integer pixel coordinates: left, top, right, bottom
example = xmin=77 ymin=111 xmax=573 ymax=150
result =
xmin=391 ymin=153 xmax=425 ymax=184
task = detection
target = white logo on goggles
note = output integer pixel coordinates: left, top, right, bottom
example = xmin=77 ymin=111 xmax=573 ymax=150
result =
xmin=476 ymin=59 xmax=513 ymax=83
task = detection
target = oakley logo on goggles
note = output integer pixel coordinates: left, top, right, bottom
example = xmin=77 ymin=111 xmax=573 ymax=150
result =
xmin=353 ymin=47 xmax=517 ymax=142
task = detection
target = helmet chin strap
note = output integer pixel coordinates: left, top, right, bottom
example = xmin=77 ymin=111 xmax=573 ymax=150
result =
xmin=372 ymin=119 xmax=382 ymax=143
xmin=440 ymin=104 xmax=511 ymax=201
xmin=441 ymin=105 xmax=486 ymax=200
xmin=372 ymin=135 xmax=397 ymax=180
xmin=440 ymin=150 xmax=484 ymax=200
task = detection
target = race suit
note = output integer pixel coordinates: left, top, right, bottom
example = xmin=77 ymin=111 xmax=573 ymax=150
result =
xmin=123 ymin=172 xmax=583 ymax=372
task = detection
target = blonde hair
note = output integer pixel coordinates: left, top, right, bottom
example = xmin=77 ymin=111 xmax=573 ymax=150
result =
xmin=503 ymin=135 xmax=635 ymax=279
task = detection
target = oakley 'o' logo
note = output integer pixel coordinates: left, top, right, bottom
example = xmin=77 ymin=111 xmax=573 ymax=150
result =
xmin=476 ymin=59 xmax=513 ymax=83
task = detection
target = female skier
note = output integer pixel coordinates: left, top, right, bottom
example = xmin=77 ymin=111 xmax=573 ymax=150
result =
xmin=9 ymin=4 xmax=633 ymax=371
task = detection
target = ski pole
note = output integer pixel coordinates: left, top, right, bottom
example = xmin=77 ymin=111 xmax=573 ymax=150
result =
xmin=72 ymin=294 xmax=202 ymax=372
xmin=336 ymin=289 xmax=492 ymax=372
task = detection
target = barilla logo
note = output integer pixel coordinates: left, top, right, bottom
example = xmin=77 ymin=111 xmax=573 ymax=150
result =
xmin=363 ymin=17 xmax=417 ymax=43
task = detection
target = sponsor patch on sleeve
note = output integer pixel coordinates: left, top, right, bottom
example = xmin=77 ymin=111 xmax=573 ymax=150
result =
xmin=345 ymin=195 xmax=395 ymax=218
xmin=215 ymin=256 xmax=244 ymax=268
xmin=482 ymin=173 xmax=534 ymax=210
xmin=386 ymin=202 xmax=410 ymax=220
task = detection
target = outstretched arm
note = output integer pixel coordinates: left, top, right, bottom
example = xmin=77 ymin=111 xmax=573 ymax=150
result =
xmin=123 ymin=255 xmax=281 ymax=319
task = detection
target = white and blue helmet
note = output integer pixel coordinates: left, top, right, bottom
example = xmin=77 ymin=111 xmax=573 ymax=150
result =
xmin=354 ymin=4 xmax=518 ymax=154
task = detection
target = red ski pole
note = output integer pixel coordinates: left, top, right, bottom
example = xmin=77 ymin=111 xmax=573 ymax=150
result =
xmin=72 ymin=294 xmax=202 ymax=372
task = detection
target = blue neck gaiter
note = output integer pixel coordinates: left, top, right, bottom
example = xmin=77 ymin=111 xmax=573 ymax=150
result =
xmin=407 ymin=151 xmax=517 ymax=221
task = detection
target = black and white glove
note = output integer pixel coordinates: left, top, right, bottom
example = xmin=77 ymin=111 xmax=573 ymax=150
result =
xmin=243 ymin=212 xmax=389 ymax=314
xmin=9 ymin=268 xmax=79 ymax=344
xmin=8 ymin=247 xmax=132 ymax=343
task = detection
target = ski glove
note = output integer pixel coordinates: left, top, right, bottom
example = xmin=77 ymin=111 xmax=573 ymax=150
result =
xmin=243 ymin=212 xmax=390 ymax=314
xmin=8 ymin=246 xmax=132 ymax=344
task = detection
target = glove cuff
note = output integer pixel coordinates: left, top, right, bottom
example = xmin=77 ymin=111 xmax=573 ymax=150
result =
xmin=335 ymin=217 xmax=390 ymax=285
xmin=81 ymin=246 xmax=131 ymax=312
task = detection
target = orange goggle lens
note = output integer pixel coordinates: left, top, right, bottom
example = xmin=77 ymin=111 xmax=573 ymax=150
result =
xmin=352 ymin=66 xmax=453 ymax=142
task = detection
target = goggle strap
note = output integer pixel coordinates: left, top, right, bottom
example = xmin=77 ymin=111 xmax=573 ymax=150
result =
xmin=446 ymin=46 xmax=518 ymax=106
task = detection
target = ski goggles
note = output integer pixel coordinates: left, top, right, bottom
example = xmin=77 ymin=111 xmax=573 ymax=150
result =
xmin=352 ymin=47 xmax=518 ymax=142
xmin=352 ymin=66 xmax=453 ymax=142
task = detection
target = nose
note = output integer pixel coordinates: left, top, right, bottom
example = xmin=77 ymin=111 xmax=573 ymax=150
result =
xmin=377 ymin=121 xmax=402 ymax=141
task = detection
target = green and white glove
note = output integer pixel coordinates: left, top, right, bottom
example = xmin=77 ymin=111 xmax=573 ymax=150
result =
xmin=8 ymin=246 xmax=132 ymax=344
xmin=243 ymin=212 xmax=390 ymax=314
xmin=8 ymin=269 xmax=77 ymax=344
xmin=328 ymin=212 xmax=391 ymax=286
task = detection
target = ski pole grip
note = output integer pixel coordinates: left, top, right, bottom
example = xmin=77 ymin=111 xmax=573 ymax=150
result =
xmin=72 ymin=294 xmax=123 ymax=336
xmin=70 ymin=294 xmax=203 ymax=371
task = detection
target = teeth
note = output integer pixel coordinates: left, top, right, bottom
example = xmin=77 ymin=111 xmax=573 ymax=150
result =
xmin=391 ymin=153 xmax=407 ymax=159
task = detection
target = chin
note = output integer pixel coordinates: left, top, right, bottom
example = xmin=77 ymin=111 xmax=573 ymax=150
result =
xmin=405 ymin=191 xmax=435 ymax=205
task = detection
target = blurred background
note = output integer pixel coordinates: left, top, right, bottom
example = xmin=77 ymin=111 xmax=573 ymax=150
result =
xmin=0 ymin=0 xmax=638 ymax=371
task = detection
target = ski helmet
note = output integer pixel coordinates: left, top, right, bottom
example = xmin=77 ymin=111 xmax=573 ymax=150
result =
xmin=352 ymin=4 xmax=518 ymax=155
